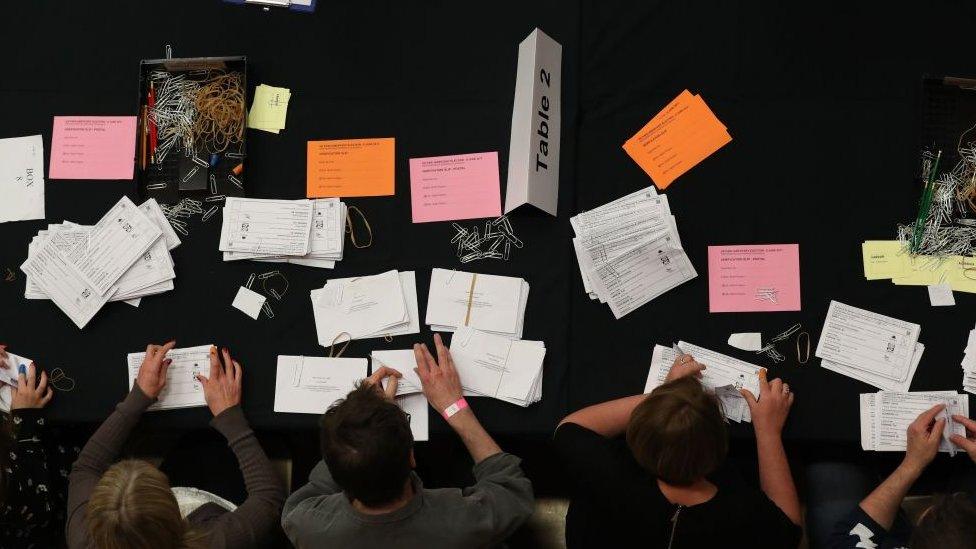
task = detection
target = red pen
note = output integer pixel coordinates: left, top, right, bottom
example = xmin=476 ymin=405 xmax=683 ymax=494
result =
xmin=148 ymin=81 xmax=157 ymax=164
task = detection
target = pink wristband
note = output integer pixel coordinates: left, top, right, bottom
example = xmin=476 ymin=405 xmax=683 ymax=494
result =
xmin=442 ymin=398 xmax=468 ymax=420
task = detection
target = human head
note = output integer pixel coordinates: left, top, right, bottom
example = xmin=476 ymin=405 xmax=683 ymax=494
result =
xmin=86 ymin=459 xmax=205 ymax=549
xmin=911 ymin=492 xmax=976 ymax=549
xmin=319 ymin=382 xmax=415 ymax=507
xmin=626 ymin=376 xmax=728 ymax=486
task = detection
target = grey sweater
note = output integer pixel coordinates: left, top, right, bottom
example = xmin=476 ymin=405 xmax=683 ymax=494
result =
xmin=282 ymin=452 xmax=534 ymax=549
xmin=65 ymin=386 xmax=285 ymax=548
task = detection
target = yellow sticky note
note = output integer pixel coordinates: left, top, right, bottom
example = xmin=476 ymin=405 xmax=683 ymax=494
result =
xmin=862 ymin=241 xmax=908 ymax=280
xmin=944 ymin=255 xmax=976 ymax=293
xmin=891 ymin=255 xmax=949 ymax=286
xmin=248 ymin=84 xmax=291 ymax=133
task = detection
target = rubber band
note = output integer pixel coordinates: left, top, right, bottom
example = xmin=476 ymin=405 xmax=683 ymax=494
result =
xmin=48 ymin=368 xmax=76 ymax=392
xmin=796 ymin=332 xmax=811 ymax=365
xmin=345 ymin=206 xmax=373 ymax=249
xmin=464 ymin=274 xmax=478 ymax=326
xmin=329 ymin=332 xmax=351 ymax=358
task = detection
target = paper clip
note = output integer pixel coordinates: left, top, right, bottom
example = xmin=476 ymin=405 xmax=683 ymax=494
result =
xmin=181 ymin=165 xmax=200 ymax=183
xmin=209 ymin=173 xmax=217 ymax=194
xmin=262 ymin=302 xmax=275 ymax=318
xmin=245 ymin=273 xmax=256 ymax=289
xmin=202 ymin=205 xmax=219 ymax=222
xmin=205 ymin=195 xmax=226 ymax=203
xmin=226 ymin=151 xmax=245 ymax=159
xmin=261 ymin=271 xmax=290 ymax=300
xmin=191 ymin=156 xmax=209 ymax=168
xmin=146 ymin=183 xmax=168 ymax=191
xmin=172 ymin=223 xmax=188 ymax=236
xmin=228 ymin=175 xmax=243 ymax=188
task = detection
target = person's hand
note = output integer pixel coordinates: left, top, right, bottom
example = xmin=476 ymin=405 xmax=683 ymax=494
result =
xmin=666 ymin=353 xmax=705 ymax=382
xmin=365 ymin=366 xmax=402 ymax=402
xmin=950 ymin=415 xmax=976 ymax=464
xmin=741 ymin=371 xmax=793 ymax=437
xmin=901 ymin=404 xmax=946 ymax=473
xmin=12 ymin=362 xmax=53 ymax=410
xmin=414 ymin=333 xmax=463 ymax=412
xmin=136 ymin=341 xmax=176 ymax=399
xmin=196 ymin=346 xmax=242 ymax=417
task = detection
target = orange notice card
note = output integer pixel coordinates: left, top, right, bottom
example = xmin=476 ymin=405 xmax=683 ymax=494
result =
xmin=623 ymin=90 xmax=731 ymax=190
xmin=307 ymin=137 xmax=395 ymax=197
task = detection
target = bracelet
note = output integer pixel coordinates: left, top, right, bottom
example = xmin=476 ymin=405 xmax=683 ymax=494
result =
xmin=442 ymin=398 xmax=468 ymax=420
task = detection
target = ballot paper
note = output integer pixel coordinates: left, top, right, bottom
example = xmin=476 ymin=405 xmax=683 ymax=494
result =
xmin=449 ymin=326 xmax=545 ymax=407
xmin=273 ymin=356 xmax=366 ymax=414
xmin=219 ymin=198 xmax=313 ymax=256
xmin=396 ymin=393 xmax=429 ymax=442
xmin=222 ymin=199 xmax=344 ymax=268
xmin=571 ymin=186 xmax=696 ymax=318
xmin=645 ymin=342 xmax=764 ymax=423
xmin=21 ymin=237 xmax=115 ymax=329
xmin=23 ymin=198 xmax=179 ymax=317
xmin=311 ymin=271 xmax=419 ymax=344
xmin=373 ymin=350 xmax=423 ymax=396
xmin=959 ymin=326 xmax=976 ymax=395
xmin=127 ymin=345 xmax=212 ymax=411
xmin=53 ymin=196 xmax=162 ymax=296
xmin=426 ymin=268 xmax=529 ymax=339
xmin=0 ymin=135 xmax=45 ymax=223
xmin=860 ymin=391 xmax=968 ymax=453
xmin=816 ymin=301 xmax=923 ymax=390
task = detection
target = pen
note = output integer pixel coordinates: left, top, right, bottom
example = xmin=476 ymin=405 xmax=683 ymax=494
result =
xmin=140 ymin=105 xmax=148 ymax=171
xmin=148 ymin=81 xmax=157 ymax=164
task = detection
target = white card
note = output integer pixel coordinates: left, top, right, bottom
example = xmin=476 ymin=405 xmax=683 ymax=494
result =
xmin=0 ymin=135 xmax=45 ymax=223
xmin=928 ymin=283 xmax=956 ymax=307
xmin=232 ymin=286 xmax=267 ymax=320
xmin=728 ymin=332 xmax=762 ymax=351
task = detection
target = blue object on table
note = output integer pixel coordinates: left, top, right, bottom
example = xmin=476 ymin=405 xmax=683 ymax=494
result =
xmin=222 ymin=0 xmax=316 ymax=12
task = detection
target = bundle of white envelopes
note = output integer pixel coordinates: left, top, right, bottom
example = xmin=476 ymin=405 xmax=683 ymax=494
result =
xmin=310 ymin=270 xmax=420 ymax=346
xmin=22 ymin=196 xmax=180 ymax=328
xmin=449 ymin=326 xmax=545 ymax=407
xmin=425 ymin=268 xmax=529 ymax=339
xmin=220 ymin=197 xmax=346 ymax=269
xmin=571 ymin=186 xmax=697 ymax=319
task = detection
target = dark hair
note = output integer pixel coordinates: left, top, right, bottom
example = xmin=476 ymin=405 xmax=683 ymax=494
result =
xmin=319 ymin=382 xmax=414 ymax=507
xmin=625 ymin=377 xmax=727 ymax=486
xmin=911 ymin=492 xmax=976 ymax=549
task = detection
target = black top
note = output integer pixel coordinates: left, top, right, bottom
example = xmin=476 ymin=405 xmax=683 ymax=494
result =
xmin=553 ymin=423 xmax=801 ymax=548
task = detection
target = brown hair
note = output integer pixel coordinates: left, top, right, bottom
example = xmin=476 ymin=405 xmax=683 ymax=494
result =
xmin=911 ymin=492 xmax=976 ymax=549
xmin=86 ymin=459 xmax=207 ymax=549
xmin=319 ymin=382 xmax=414 ymax=507
xmin=626 ymin=377 xmax=727 ymax=486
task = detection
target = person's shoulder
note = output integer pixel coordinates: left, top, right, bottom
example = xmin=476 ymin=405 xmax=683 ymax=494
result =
xmin=283 ymin=492 xmax=349 ymax=521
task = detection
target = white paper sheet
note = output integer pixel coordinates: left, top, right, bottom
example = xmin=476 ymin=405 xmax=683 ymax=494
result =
xmin=219 ymin=197 xmax=313 ymax=256
xmin=20 ymin=237 xmax=115 ymax=328
xmin=449 ymin=326 xmax=545 ymax=407
xmin=426 ymin=269 xmax=528 ymax=338
xmin=396 ymin=393 xmax=429 ymax=442
xmin=860 ymin=391 xmax=968 ymax=453
xmin=232 ymin=286 xmax=267 ymax=320
xmin=311 ymin=270 xmax=410 ymax=343
xmin=373 ymin=350 xmax=423 ymax=396
xmin=0 ymin=135 xmax=45 ymax=223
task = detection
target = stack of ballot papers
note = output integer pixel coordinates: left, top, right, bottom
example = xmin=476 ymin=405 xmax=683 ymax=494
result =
xmin=571 ymin=187 xmax=697 ymax=319
xmin=623 ymin=90 xmax=731 ymax=190
xmin=247 ymin=84 xmax=291 ymax=134
xmin=21 ymin=196 xmax=180 ymax=328
xmin=273 ymin=355 xmax=366 ymax=414
xmin=220 ymin=197 xmax=346 ymax=269
xmin=371 ymin=350 xmax=430 ymax=441
xmin=448 ymin=327 xmax=545 ymax=407
xmin=861 ymin=240 xmax=976 ymax=295
xmin=426 ymin=268 xmax=529 ymax=339
xmin=960 ymin=326 xmax=976 ymax=395
xmin=860 ymin=391 xmax=968 ymax=453
xmin=816 ymin=301 xmax=924 ymax=392
xmin=645 ymin=342 xmax=764 ymax=423
xmin=311 ymin=270 xmax=419 ymax=345
xmin=127 ymin=345 xmax=211 ymax=411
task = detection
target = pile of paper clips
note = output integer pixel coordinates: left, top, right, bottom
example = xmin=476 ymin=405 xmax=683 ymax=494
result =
xmin=451 ymin=215 xmax=523 ymax=263
xmin=755 ymin=323 xmax=807 ymax=364
xmin=244 ymin=270 xmax=290 ymax=319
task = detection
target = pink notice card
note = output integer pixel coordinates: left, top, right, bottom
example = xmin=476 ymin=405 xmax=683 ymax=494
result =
xmin=409 ymin=152 xmax=502 ymax=223
xmin=49 ymin=116 xmax=137 ymax=180
xmin=707 ymin=244 xmax=801 ymax=313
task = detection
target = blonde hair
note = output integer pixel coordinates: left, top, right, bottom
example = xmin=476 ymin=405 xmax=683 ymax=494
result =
xmin=86 ymin=459 xmax=207 ymax=549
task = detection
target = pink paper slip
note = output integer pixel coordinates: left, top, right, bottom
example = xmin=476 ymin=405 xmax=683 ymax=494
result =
xmin=49 ymin=116 xmax=137 ymax=180
xmin=707 ymin=244 xmax=801 ymax=313
xmin=409 ymin=152 xmax=501 ymax=223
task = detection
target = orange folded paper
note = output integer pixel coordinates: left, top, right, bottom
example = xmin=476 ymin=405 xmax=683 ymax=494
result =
xmin=307 ymin=137 xmax=395 ymax=197
xmin=623 ymin=90 xmax=731 ymax=189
